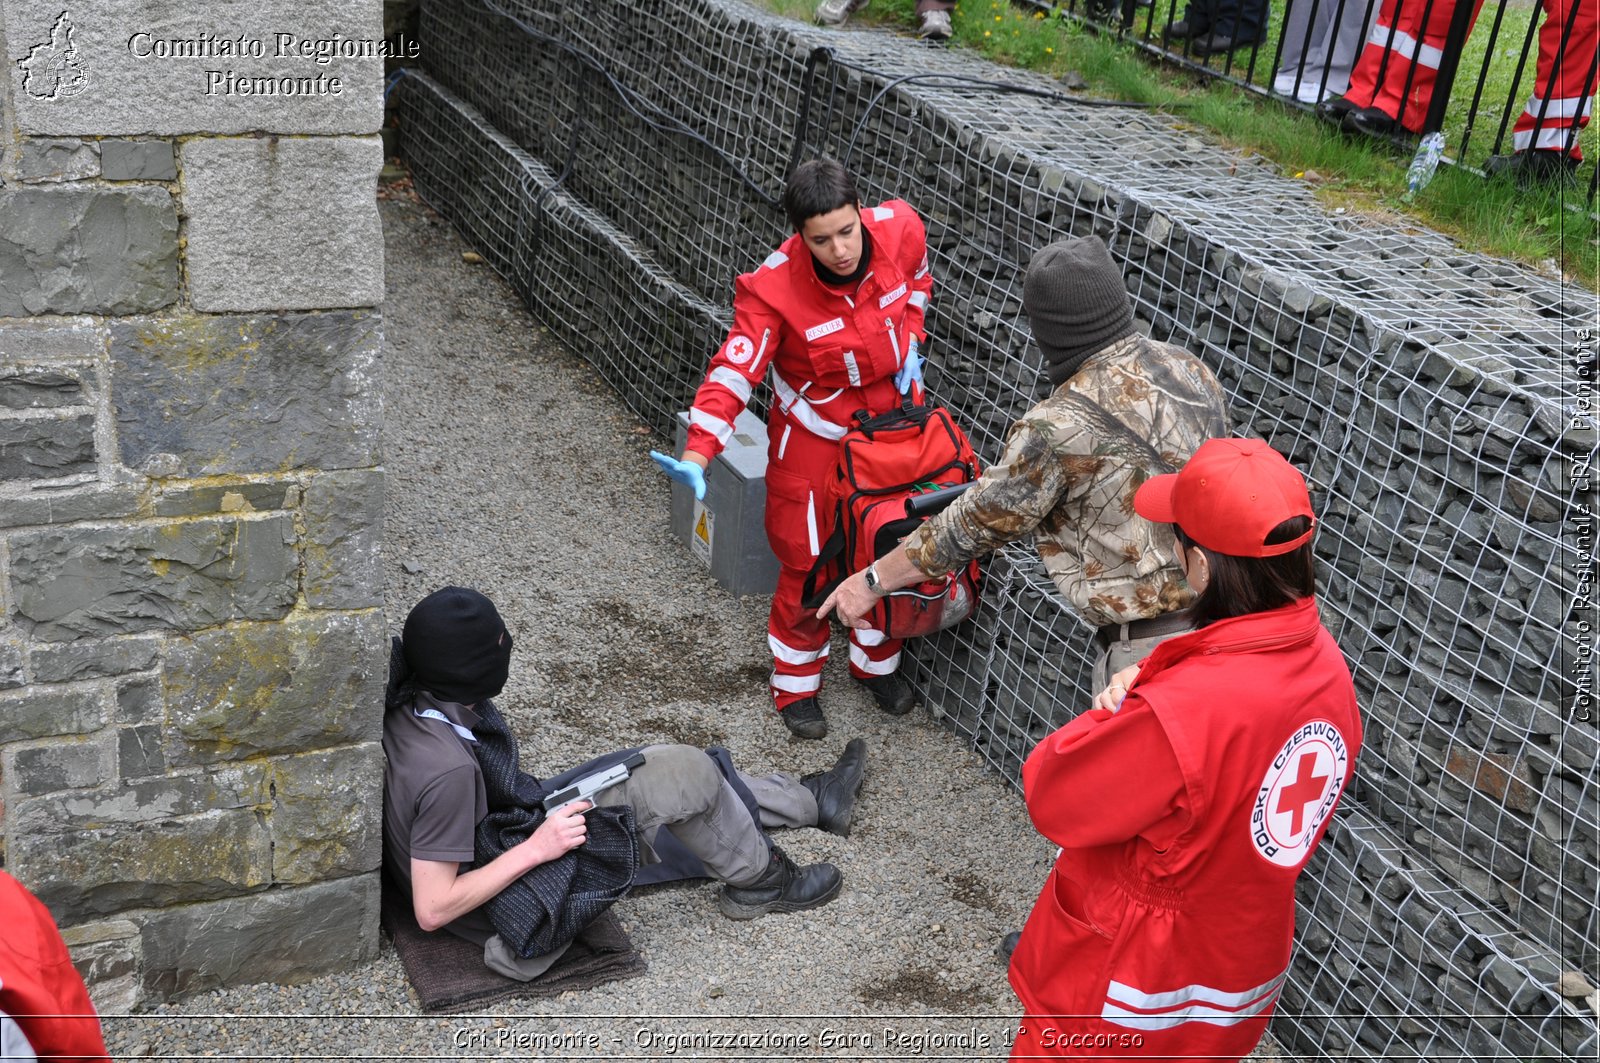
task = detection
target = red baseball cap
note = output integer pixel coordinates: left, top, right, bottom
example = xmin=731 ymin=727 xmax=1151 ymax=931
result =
xmin=1134 ymin=438 xmax=1315 ymax=558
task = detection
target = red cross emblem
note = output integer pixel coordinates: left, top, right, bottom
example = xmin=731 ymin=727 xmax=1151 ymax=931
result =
xmin=1275 ymin=752 xmax=1330 ymax=835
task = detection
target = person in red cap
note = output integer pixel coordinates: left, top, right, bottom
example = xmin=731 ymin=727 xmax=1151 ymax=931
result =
xmin=0 ymin=870 xmax=110 ymax=1062
xmin=1007 ymin=438 xmax=1363 ymax=1060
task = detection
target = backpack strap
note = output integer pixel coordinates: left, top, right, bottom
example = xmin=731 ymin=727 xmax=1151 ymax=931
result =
xmin=800 ymin=515 xmax=849 ymax=610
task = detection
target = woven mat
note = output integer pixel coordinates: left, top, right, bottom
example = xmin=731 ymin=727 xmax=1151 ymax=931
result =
xmin=381 ymin=882 xmax=645 ymax=1013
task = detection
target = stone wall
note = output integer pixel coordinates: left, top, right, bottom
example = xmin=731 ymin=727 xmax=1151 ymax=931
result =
xmin=0 ymin=0 xmax=386 ymax=1007
xmin=397 ymin=0 xmax=1597 ymax=1056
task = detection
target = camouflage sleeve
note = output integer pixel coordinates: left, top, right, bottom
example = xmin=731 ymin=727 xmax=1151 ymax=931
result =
xmin=902 ymin=416 xmax=1078 ymax=576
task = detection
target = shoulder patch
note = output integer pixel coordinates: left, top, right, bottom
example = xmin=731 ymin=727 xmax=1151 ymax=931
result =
xmin=1251 ymin=719 xmax=1350 ymax=868
xmin=761 ymin=250 xmax=789 ymax=271
xmin=871 ymin=206 xmax=895 ymax=222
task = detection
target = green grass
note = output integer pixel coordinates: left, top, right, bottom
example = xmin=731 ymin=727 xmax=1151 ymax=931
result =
xmin=765 ymin=0 xmax=1599 ymax=289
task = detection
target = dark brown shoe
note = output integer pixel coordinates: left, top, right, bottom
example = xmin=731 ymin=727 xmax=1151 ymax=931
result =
xmin=801 ymin=738 xmax=868 ymax=836
xmin=718 ymin=846 xmax=843 ymax=920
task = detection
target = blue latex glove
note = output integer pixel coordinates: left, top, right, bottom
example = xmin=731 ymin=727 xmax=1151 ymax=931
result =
xmin=895 ymin=337 xmax=923 ymax=395
xmin=650 ymin=450 xmax=707 ymax=500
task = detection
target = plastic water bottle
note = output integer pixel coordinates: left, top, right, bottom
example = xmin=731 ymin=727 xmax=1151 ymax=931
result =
xmin=1405 ymin=132 xmax=1446 ymax=198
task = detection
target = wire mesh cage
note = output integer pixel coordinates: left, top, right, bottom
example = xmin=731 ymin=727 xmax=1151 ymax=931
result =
xmin=398 ymin=0 xmax=1597 ymax=1055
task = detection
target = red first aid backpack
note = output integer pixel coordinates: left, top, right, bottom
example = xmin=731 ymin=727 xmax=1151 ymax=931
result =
xmin=801 ymin=402 xmax=982 ymax=639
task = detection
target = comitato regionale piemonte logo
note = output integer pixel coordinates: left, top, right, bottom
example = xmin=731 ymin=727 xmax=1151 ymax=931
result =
xmin=18 ymin=11 xmax=88 ymax=101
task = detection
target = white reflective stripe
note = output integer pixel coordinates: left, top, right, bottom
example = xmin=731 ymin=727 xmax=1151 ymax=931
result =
xmin=843 ymin=351 xmax=862 ymax=387
xmin=1521 ymin=93 xmax=1593 ymax=120
xmin=708 ymin=366 xmax=753 ymax=404
xmin=1368 ymin=23 xmax=1442 ymax=68
xmin=415 ymin=707 xmax=477 ymax=743
xmin=914 ymin=264 xmax=930 ymax=279
xmin=1513 ymin=126 xmax=1583 ymax=150
xmin=850 ymin=644 xmax=901 ymax=674
xmin=1107 ymin=971 xmax=1286 ymax=1012
xmin=773 ymin=372 xmax=848 ymax=441
xmin=854 ymin=626 xmax=888 ymax=647
xmin=778 ymin=423 xmax=792 ymax=461
xmin=871 ymin=205 xmax=894 ymax=221
xmin=762 ymin=250 xmax=789 ymax=270
xmin=749 ymin=328 xmax=773 ymax=376
xmin=769 ymin=634 xmax=829 ymax=665
xmin=908 ymin=290 xmax=929 ymax=310
xmin=771 ymin=672 xmax=822 ymax=694
xmin=689 ymin=408 xmax=735 ymax=444
xmin=806 ymin=489 xmax=819 ymax=555
xmin=1101 ymin=986 xmax=1282 ymax=1031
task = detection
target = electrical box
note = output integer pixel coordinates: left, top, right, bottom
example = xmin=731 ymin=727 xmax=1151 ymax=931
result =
xmin=671 ymin=409 xmax=781 ymax=597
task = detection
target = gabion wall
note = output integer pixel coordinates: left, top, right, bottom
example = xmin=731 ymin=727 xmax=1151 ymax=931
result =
xmin=398 ymin=0 xmax=1597 ymax=1056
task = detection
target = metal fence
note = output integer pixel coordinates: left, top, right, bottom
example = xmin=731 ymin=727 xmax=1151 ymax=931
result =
xmin=1038 ymin=0 xmax=1599 ymax=198
xmin=397 ymin=0 xmax=1597 ymax=1056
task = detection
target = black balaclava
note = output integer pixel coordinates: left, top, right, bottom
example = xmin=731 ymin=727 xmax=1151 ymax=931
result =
xmin=400 ymin=586 xmax=513 ymax=705
xmin=1023 ymin=235 xmax=1137 ymax=387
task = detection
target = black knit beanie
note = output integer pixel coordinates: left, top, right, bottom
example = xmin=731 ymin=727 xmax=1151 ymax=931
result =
xmin=400 ymin=586 xmax=513 ymax=704
xmin=1022 ymin=236 xmax=1136 ymax=387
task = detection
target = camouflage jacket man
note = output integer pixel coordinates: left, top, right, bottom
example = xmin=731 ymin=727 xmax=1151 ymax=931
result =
xmin=902 ymin=332 xmax=1230 ymax=629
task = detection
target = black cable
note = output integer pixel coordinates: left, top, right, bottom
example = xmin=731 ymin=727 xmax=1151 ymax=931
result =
xmin=474 ymin=0 xmax=784 ymax=209
xmin=830 ymin=63 xmax=1191 ymax=169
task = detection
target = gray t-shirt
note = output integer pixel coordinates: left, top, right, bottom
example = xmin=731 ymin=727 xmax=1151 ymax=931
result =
xmin=382 ymin=691 xmax=495 ymax=944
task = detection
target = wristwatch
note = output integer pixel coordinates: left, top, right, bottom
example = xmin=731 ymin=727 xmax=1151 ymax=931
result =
xmin=863 ymin=561 xmax=887 ymax=596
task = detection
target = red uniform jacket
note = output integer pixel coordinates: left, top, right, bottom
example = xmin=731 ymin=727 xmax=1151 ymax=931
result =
xmin=0 ymin=872 xmax=109 ymax=1062
xmin=684 ymin=200 xmax=932 ymax=460
xmin=1011 ymin=597 xmax=1362 ymax=1061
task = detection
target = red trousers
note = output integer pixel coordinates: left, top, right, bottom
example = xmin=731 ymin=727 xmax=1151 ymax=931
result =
xmin=1343 ymin=0 xmax=1484 ymax=132
xmin=1512 ymin=0 xmax=1597 ymax=157
xmin=762 ymin=407 xmax=901 ymax=711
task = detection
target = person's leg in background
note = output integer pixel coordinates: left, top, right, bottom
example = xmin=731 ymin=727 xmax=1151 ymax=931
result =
xmin=916 ymin=0 xmax=954 ymax=39
xmin=1487 ymin=0 xmax=1597 ymax=185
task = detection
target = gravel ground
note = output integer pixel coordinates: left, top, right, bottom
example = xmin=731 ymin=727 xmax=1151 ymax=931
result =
xmin=101 ymin=197 xmax=1290 ymax=1062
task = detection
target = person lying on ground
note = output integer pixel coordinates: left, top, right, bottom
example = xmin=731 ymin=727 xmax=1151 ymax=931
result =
xmin=383 ymin=586 xmax=868 ymax=979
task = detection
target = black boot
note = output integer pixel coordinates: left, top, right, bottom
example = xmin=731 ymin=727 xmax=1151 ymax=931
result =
xmin=857 ymin=672 xmax=915 ymax=715
xmin=801 ymin=738 xmax=868 ymax=836
xmin=998 ymin=929 xmax=1022 ymax=965
xmin=780 ymin=696 xmax=828 ymax=739
xmin=718 ymin=846 xmax=842 ymax=920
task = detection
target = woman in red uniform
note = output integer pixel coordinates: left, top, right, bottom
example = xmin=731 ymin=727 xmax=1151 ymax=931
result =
xmin=1009 ymin=438 xmax=1362 ymax=1061
xmin=652 ymin=159 xmax=933 ymax=740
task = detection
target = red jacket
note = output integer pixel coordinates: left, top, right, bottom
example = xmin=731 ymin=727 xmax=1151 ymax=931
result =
xmin=684 ymin=200 xmax=932 ymax=459
xmin=1010 ymin=597 xmax=1362 ymax=1061
xmin=0 ymin=872 xmax=109 ymax=1062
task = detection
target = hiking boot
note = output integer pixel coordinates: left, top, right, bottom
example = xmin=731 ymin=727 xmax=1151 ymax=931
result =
xmin=815 ymin=0 xmax=869 ymax=26
xmin=801 ymin=738 xmax=868 ymax=836
xmin=857 ymin=672 xmax=915 ymax=715
xmin=918 ymin=9 xmax=952 ymax=38
xmin=1160 ymin=18 xmax=1206 ymax=41
xmin=1484 ymin=149 xmax=1580 ymax=189
xmin=1343 ymin=105 xmax=1408 ymax=141
xmin=780 ymin=696 xmax=828 ymax=739
xmin=718 ymin=846 xmax=843 ymax=920
xmin=1314 ymin=94 xmax=1358 ymax=127
xmin=1191 ymin=30 xmax=1265 ymax=56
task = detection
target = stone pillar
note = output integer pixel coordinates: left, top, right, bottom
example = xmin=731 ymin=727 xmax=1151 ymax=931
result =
xmin=0 ymin=0 xmax=386 ymax=1007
